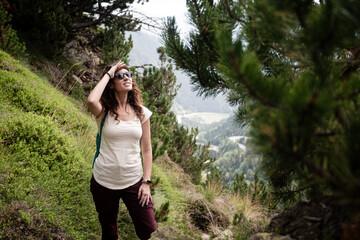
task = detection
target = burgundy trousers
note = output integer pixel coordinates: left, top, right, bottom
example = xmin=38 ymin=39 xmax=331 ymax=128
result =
xmin=90 ymin=176 xmax=158 ymax=240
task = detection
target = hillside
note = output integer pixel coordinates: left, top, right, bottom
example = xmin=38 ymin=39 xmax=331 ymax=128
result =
xmin=0 ymin=51 xmax=270 ymax=239
xmin=0 ymin=50 xmax=99 ymax=239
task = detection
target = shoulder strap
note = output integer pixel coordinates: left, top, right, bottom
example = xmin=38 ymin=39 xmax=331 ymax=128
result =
xmin=92 ymin=111 xmax=108 ymax=168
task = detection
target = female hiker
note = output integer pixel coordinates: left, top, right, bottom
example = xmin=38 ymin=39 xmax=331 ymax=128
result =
xmin=87 ymin=60 xmax=158 ymax=240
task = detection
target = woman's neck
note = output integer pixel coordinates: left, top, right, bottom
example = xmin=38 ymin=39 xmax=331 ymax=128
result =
xmin=115 ymin=92 xmax=128 ymax=108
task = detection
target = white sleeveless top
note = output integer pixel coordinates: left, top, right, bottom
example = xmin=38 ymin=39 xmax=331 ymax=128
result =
xmin=93 ymin=106 xmax=152 ymax=190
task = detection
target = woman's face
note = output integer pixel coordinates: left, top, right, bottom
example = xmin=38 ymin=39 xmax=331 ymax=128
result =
xmin=112 ymin=68 xmax=133 ymax=93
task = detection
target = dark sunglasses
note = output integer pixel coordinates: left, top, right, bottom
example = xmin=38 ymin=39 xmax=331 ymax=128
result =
xmin=114 ymin=71 xmax=133 ymax=79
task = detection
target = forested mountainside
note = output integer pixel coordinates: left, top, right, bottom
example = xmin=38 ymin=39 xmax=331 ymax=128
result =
xmin=195 ymin=117 xmax=261 ymax=186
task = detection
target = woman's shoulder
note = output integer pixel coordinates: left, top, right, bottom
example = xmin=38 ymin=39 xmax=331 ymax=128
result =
xmin=140 ymin=105 xmax=152 ymax=123
xmin=94 ymin=110 xmax=108 ymax=126
xmin=141 ymin=105 xmax=151 ymax=112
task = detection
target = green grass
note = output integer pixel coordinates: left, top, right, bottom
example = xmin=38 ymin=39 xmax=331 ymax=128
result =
xmin=152 ymin=157 xmax=203 ymax=239
xmin=0 ymin=50 xmax=99 ymax=239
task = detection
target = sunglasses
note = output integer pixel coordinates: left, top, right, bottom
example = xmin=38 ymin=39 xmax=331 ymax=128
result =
xmin=114 ymin=71 xmax=133 ymax=79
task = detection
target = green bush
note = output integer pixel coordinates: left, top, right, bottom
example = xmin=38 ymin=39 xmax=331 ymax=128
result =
xmin=232 ymin=212 xmax=260 ymax=240
xmin=155 ymin=201 xmax=170 ymax=222
xmin=0 ymin=110 xmax=100 ymax=238
xmin=1 ymin=112 xmax=82 ymax=171
xmin=0 ymin=3 xmax=26 ymax=56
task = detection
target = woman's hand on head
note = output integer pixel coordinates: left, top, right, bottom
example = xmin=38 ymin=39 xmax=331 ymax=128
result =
xmin=138 ymin=183 xmax=152 ymax=207
xmin=108 ymin=60 xmax=127 ymax=78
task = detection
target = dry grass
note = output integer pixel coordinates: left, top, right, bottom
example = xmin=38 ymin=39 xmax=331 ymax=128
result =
xmin=202 ymin=182 xmax=224 ymax=202
xmin=153 ymin=155 xmax=271 ymax=239
xmin=222 ymin=193 xmax=270 ymax=223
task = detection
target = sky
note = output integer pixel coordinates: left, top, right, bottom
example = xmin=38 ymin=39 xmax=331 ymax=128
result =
xmin=130 ymin=0 xmax=192 ymax=36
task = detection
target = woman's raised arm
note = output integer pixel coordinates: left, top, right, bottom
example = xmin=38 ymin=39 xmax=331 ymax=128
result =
xmin=87 ymin=60 xmax=126 ymax=117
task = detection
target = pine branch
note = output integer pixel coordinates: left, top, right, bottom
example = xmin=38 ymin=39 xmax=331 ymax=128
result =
xmin=133 ymin=63 xmax=153 ymax=69
xmin=272 ymin=140 xmax=354 ymax=197
xmin=340 ymin=45 xmax=360 ymax=81
xmin=228 ymin=49 xmax=281 ymax=109
xmin=72 ymin=8 xmax=163 ymax=31
xmin=224 ymin=0 xmax=245 ymax=23
xmin=272 ymin=185 xmax=313 ymax=195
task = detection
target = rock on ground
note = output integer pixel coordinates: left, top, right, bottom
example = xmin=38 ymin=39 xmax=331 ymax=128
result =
xmin=150 ymin=226 xmax=195 ymax=240
xmin=248 ymin=233 xmax=293 ymax=240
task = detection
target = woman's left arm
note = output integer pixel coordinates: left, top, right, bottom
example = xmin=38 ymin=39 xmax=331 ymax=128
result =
xmin=139 ymin=118 xmax=153 ymax=207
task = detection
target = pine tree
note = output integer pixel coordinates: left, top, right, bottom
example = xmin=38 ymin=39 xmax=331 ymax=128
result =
xmin=205 ymin=165 xmax=223 ymax=185
xmin=162 ymin=0 xmax=360 ymax=215
xmin=103 ymin=24 xmax=133 ymax=64
xmin=167 ymin=125 xmax=213 ymax=184
xmin=231 ymin=173 xmax=248 ymax=197
xmin=137 ymin=47 xmax=179 ymax=160
xmin=0 ymin=3 xmax=25 ymax=55
xmin=5 ymin=0 xmax=146 ymax=50
xmin=137 ymin=48 xmax=215 ymax=184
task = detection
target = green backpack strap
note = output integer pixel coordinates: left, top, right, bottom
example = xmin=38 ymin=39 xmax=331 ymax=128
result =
xmin=92 ymin=111 xmax=108 ymax=168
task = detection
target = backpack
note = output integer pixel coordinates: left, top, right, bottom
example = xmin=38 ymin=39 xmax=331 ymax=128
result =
xmin=92 ymin=111 xmax=108 ymax=168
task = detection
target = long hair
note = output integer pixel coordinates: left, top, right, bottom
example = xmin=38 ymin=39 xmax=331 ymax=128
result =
xmin=100 ymin=65 xmax=144 ymax=122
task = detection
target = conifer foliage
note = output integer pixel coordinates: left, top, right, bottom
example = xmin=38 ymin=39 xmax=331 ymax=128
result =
xmin=138 ymin=47 xmax=179 ymax=160
xmin=103 ymin=23 xmax=133 ymax=64
xmin=4 ymin=0 xmax=147 ymax=50
xmin=0 ymin=3 xmax=25 ymax=55
xmin=162 ymin=0 xmax=360 ymax=213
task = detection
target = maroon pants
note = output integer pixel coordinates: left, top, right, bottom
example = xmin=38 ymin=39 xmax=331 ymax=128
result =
xmin=90 ymin=176 xmax=158 ymax=240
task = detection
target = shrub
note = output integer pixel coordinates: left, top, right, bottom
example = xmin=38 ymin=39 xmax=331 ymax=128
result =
xmin=0 ymin=202 xmax=69 ymax=240
xmin=188 ymin=199 xmax=229 ymax=232
xmin=0 ymin=3 xmax=26 ymax=56
xmin=232 ymin=212 xmax=266 ymax=240
xmin=155 ymin=201 xmax=170 ymax=222
xmin=0 ymin=50 xmax=99 ymax=238
xmin=0 ymin=110 xmax=99 ymax=238
xmin=0 ymin=111 xmax=83 ymax=171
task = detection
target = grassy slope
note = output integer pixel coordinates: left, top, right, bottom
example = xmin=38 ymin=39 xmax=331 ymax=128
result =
xmin=0 ymin=50 xmax=100 ymax=239
xmin=0 ymin=50 xmax=270 ymax=239
xmin=0 ymin=50 xmax=203 ymax=239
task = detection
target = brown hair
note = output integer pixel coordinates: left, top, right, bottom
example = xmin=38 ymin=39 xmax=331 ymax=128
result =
xmin=100 ymin=65 xmax=144 ymax=122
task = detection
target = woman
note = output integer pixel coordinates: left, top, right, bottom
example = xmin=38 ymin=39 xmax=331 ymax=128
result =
xmin=87 ymin=60 xmax=158 ymax=240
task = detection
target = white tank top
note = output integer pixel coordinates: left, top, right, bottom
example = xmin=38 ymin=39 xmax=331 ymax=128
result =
xmin=93 ymin=106 xmax=152 ymax=190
